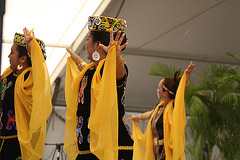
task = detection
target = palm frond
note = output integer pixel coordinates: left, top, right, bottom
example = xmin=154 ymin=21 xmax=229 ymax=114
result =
xmin=149 ymin=57 xmax=240 ymax=159
xmin=226 ymin=51 xmax=240 ymax=62
xmin=149 ymin=61 xmax=178 ymax=77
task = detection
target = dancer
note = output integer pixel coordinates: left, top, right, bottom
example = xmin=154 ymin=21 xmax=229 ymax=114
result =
xmin=128 ymin=61 xmax=195 ymax=160
xmin=0 ymin=28 xmax=52 ymax=160
xmin=64 ymin=16 xmax=133 ymax=160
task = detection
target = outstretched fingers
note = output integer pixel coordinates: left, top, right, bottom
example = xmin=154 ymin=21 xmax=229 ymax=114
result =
xmin=186 ymin=61 xmax=195 ymax=74
xmin=109 ymin=29 xmax=114 ymax=45
xmin=98 ymin=43 xmax=108 ymax=53
xmin=114 ymin=31 xmax=121 ymax=41
xmin=66 ymin=48 xmax=74 ymax=55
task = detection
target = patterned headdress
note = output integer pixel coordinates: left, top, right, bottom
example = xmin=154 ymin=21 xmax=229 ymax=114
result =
xmin=88 ymin=16 xmax=127 ymax=33
xmin=14 ymin=32 xmax=47 ymax=59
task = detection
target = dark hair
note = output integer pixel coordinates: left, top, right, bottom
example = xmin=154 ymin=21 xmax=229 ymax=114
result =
xmin=17 ymin=45 xmax=32 ymax=66
xmin=162 ymin=77 xmax=178 ymax=99
xmin=90 ymin=31 xmax=127 ymax=51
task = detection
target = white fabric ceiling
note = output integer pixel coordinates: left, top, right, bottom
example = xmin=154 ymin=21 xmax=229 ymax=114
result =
xmin=2 ymin=0 xmax=240 ymax=112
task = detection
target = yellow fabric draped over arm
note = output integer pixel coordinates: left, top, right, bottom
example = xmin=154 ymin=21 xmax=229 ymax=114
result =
xmin=132 ymin=102 xmax=164 ymax=160
xmin=1 ymin=67 xmax=13 ymax=80
xmin=164 ymin=71 xmax=186 ymax=160
xmin=64 ymin=57 xmax=94 ymax=160
xmin=14 ymin=36 xmax=52 ymax=160
xmin=89 ymin=41 xmax=119 ymax=160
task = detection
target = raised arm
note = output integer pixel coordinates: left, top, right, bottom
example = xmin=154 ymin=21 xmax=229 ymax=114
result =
xmin=185 ymin=61 xmax=195 ymax=90
xmin=127 ymin=109 xmax=154 ymax=122
xmin=66 ymin=48 xmax=87 ymax=71
xmin=99 ymin=30 xmax=127 ymax=80
xmin=23 ymin=27 xmax=33 ymax=55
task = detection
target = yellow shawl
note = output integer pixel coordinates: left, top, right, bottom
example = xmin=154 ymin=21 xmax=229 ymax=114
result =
xmin=64 ymin=42 xmax=119 ymax=160
xmin=1 ymin=37 xmax=52 ymax=159
xmin=132 ymin=102 xmax=163 ymax=160
xmin=133 ymin=71 xmax=187 ymax=160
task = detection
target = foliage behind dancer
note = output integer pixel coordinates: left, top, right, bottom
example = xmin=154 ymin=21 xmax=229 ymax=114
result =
xmin=0 ymin=28 xmax=52 ymax=159
xmin=64 ymin=16 xmax=133 ymax=160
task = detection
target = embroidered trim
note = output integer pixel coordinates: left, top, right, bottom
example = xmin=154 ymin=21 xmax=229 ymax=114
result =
xmin=77 ymin=116 xmax=84 ymax=144
xmin=79 ymin=150 xmax=92 ymax=155
xmin=0 ymin=135 xmax=18 ymax=139
xmin=118 ymin=146 xmax=133 ymax=150
xmin=16 ymin=156 xmax=23 ymax=160
xmin=88 ymin=16 xmax=127 ymax=33
xmin=160 ymin=147 xmax=165 ymax=159
xmin=1 ymin=78 xmax=13 ymax=100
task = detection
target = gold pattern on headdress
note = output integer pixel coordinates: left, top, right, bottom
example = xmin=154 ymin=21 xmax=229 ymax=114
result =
xmin=88 ymin=16 xmax=127 ymax=32
xmin=13 ymin=32 xmax=47 ymax=59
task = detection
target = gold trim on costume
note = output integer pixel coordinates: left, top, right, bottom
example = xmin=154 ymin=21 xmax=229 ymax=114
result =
xmin=0 ymin=135 xmax=18 ymax=139
xmin=118 ymin=146 xmax=134 ymax=150
xmin=78 ymin=146 xmax=133 ymax=155
xmin=79 ymin=150 xmax=92 ymax=155
xmin=0 ymin=135 xmax=18 ymax=153
xmin=0 ymin=139 xmax=5 ymax=152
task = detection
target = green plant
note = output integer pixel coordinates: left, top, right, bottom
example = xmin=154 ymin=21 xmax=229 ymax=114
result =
xmin=149 ymin=54 xmax=240 ymax=159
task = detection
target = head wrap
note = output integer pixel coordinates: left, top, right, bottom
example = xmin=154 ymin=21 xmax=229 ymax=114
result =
xmin=88 ymin=16 xmax=127 ymax=32
xmin=14 ymin=32 xmax=47 ymax=59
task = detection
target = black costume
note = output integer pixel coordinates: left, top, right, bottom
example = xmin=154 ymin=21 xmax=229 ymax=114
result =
xmin=76 ymin=64 xmax=133 ymax=160
xmin=0 ymin=72 xmax=22 ymax=160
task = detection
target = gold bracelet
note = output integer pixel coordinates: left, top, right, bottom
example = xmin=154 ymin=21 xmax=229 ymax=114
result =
xmin=78 ymin=61 xmax=87 ymax=70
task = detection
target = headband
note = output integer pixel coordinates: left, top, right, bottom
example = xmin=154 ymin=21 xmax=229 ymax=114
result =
xmin=14 ymin=32 xmax=47 ymax=59
xmin=88 ymin=16 xmax=127 ymax=33
xmin=160 ymin=81 xmax=174 ymax=95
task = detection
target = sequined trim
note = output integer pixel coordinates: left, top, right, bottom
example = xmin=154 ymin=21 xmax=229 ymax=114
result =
xmin=118 ymin=146 xmax=133 ymax=150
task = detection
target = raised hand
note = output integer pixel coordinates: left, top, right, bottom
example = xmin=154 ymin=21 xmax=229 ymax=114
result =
xmin=66 ymin=48 xmax=81 ymax=64
xmin=66 ymin=48 xmax=87 ymax=71
xmin=186 ymin=61 xmax=195 ymax=75
xmin=127 ymin=114 xmax=141 ymax=123
xmin=23 ymin=27 xmax=33 ymax=54
xmin=99 ymin=29 xmax=128 ymax=56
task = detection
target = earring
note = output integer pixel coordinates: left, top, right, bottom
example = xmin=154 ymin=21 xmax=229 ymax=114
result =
xmin=92 ymin=51 xmax=100 ymax=61
xmin=17 ymin=64 xmax=23 ymax=70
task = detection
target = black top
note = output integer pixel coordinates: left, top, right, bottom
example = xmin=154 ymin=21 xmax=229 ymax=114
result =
xmin=0 ymin=72 xmax=18 ymax=136
xmin=152 ymin=102 xmax=174 ymax=160
xmin=76 ymin=64 xmax=133 ymax=151
xmin=0 ymin=71 xmax=30 ymax=136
